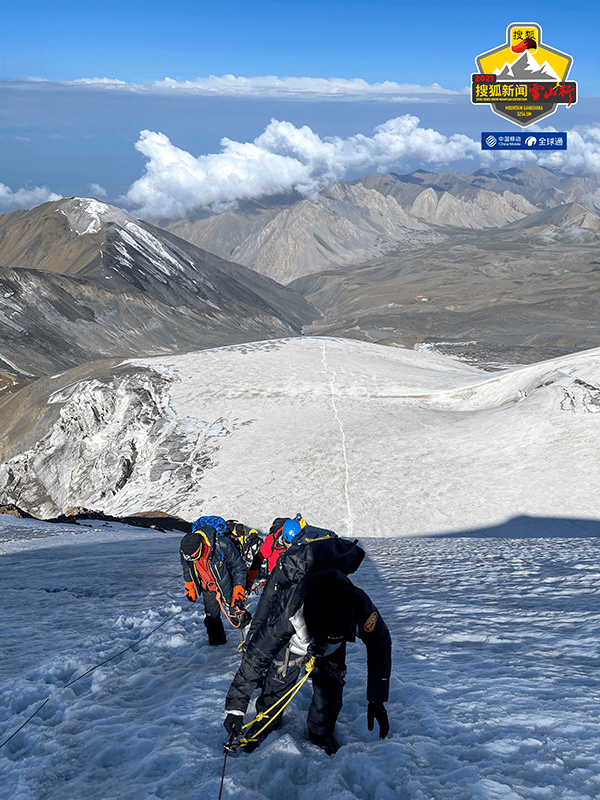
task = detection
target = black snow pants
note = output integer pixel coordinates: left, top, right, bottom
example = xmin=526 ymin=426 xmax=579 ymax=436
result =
xmin=202 ymin=588 xmax=251 ymax=645
xmin=202 ymin=589 xmax=227 ymax=644
xmin=253 ymin=642 xmax=347 ymax=738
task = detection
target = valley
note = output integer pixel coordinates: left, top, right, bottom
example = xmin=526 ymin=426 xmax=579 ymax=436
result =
xmin=0 ymin=163 xmax=598 ymax=523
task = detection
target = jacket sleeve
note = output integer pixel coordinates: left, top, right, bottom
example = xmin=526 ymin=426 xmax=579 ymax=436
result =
xmin=180 ymin=553 xmax=194 ymax=584
xmin=220 ymin=537 xmax=248 ymax=592
xmin=356 ymin=597 xmax=392 ymax=704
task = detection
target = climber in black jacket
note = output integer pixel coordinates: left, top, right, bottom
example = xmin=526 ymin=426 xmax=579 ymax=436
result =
xmin=223 ymin=534 xmax=391 ymax=754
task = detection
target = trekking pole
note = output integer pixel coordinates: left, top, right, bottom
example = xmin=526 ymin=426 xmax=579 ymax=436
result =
xmin=218 ymin=730 xmax=236 ymax=800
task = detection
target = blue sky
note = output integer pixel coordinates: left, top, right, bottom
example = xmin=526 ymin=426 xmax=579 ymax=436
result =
xmin=4 ymin=0 xmax=596 ymax=89
xmin=1 ymin=0 xmax=599 ymax=215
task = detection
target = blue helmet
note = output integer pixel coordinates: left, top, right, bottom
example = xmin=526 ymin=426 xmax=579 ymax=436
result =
xmin=281 ymin=518 xmax=302 ymax=543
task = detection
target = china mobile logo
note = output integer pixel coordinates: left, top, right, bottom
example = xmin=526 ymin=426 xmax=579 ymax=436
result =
xmin=472 ymin=23 xmax=576 ymax=127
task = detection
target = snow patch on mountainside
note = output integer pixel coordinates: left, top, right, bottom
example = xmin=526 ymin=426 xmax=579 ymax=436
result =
xmin=60 ymin=198 xmax=197 ymax=277
xmin=59 ymin=198 xmax=133 ymax=234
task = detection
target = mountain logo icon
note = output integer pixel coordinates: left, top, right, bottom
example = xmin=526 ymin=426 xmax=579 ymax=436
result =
xmin=473 ymin=22 xmax=576 ymax=127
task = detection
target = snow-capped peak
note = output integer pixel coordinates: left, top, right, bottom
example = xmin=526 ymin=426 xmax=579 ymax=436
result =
xmin=59 ymin=197 xmax=134 ymax=235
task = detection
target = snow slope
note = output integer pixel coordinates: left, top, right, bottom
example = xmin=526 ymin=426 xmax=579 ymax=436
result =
xmin=2 ymin=518 xmax=600 ymax=800
xmin=0 ymin=337 xmax=599 ymax=535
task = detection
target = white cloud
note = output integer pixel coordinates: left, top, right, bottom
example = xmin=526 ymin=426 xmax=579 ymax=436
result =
xmin=124 ymin=116 xmax=600 ymax=219
xmin=58 ymin=75 xmax=460 ymax=100
xmin=0 ymin=183 xmax=62 ymax=213
xmin=124 ymin=115 xmax=482 ymax=218
xmin=534 ymin=127 xmax=600 ymax=173
xmin=124 ymin=129 xmax=311 ymax=218
xmin=151 ymin=75 xmax=460 ymax=99
xmin=70 ymin=77 xmax=130 ymax=86
xmin=478 ymin=125 xmax=600 ymax=174
xmin=89 ymin=183 xmax=108 ymax=198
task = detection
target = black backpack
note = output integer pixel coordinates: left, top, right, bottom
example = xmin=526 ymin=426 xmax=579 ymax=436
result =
xmin=225 ymin=520 xmax=263 ymax=568
xmin=249 ymin=535 xmax=365 ymax=636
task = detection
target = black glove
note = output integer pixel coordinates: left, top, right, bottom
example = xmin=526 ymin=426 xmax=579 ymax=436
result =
xmin=224 ymin=713 xmax=243 ymax=738
xmin=307 ymin=640 xmax=326 ymax=659
xmin=367 ymin=701 xmax=389 ymax=739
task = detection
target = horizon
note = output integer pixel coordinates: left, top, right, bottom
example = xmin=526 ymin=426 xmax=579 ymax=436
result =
xmin=2 ymin=1 xmax=599 ymax=215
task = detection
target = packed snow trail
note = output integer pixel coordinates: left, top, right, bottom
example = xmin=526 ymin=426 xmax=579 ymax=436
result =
xmin=320 ymin=341 xmax=355 ymax=537
xmin=2 ymin=518 xmax=600 ymax=799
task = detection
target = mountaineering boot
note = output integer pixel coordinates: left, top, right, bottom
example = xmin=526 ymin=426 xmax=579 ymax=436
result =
xmin=308 ymin=731 xmax=340 ymax=755
xmin=240 ymin=705 xmax=283 ymax=753
xmin=209 ymin=634 xmax=227 ymax=646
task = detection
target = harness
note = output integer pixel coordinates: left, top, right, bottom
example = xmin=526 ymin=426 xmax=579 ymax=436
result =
xmin=193 ymin=543 xmax=246 ymax=629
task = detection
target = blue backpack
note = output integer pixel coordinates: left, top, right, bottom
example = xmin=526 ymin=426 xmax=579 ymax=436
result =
xmin=191 ymin=515 xmax=227 ymax=535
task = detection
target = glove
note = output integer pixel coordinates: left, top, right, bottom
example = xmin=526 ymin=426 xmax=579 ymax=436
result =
xmin=232 ymin=585 xmax=246 ymax=610
xmin=307 ymin=638 xmax=326 ymax=659
xmin=367 ymin=701 xmax=389 ymax=739
xmin=224 ymin=712 xmax=243 ymax=738
xmin=184 ymin=581 xmax=196 ymax=602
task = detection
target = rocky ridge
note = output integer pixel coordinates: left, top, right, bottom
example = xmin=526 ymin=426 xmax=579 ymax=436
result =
xmin=163 ymin=164 xmax=599 ymax=284
xmin=169 ymin=183 xmax=443 ymax=284
xmin=0 ymin=198 xmax=316 ymax=388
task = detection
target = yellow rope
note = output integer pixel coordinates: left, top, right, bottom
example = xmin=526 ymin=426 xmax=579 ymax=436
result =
xmin=235 ymin=657 xmax=316 ymax=749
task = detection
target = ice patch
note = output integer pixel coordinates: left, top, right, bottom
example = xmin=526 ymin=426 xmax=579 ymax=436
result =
xmin=472 ymin=779 xmax=521 ymax=800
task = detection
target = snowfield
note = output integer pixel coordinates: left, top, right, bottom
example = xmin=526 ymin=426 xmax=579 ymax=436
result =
xmin=1 ymin=337 xmax=599 ymax=532
xmin=2 ymin=337 xmax=600 ymax=798
xmin=2 ymin=518 xmax=600 ymax=800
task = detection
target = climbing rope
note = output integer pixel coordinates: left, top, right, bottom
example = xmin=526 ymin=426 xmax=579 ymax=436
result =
xmin=231 ymin=656 xmax=316 ymax=750
xmin=214 ymin=589 xmax=247 ymax=629
xmin=0 ymin=608 xmax=184 ymax=750
xmin=218 ymin=657 xmax=316 ymax=797
xmin=203 ymin=560 xmax=248 ymax=630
